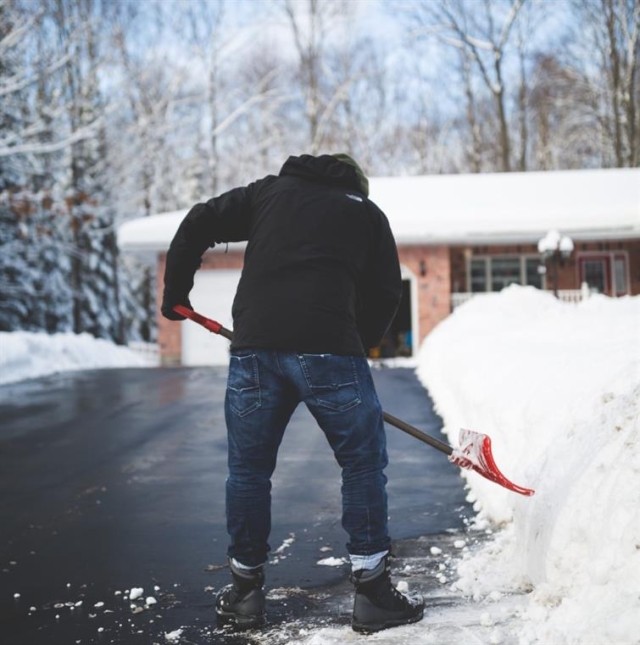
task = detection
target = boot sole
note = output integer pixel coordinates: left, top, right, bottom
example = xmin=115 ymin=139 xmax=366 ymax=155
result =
xmin=352 ymin=608 xmax=424 ymax=634
xmin=216 ymin=608 xmax=266 ymax=631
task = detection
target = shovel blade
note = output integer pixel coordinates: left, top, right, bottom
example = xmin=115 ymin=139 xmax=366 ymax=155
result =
xmin=450 ymin=429 xmax=535 ymax=497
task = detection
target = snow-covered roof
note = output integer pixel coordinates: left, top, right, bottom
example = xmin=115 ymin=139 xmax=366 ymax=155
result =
xmin=118 ymin=210 xmax=189 ymax=254
xmin=118 ymin=168 xmax=640 ymax=252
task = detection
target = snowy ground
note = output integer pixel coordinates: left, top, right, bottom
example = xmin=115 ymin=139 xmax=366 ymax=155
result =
xmin=0 ymin=331 xmax=152 ymax=385
xmin=2 ymin=287 xmax=638 ymax=644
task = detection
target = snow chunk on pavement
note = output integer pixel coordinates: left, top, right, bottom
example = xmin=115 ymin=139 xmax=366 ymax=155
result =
xmin=316 ymin=557 xmax=347 ymax=567
xmin=273 ymin=533 xmax=295 ymax=554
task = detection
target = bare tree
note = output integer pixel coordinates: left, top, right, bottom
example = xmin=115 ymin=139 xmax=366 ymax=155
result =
xmin=528 ymin=53 xmax=599 ymax=169
xmin=282 ymin=0 xmax=360 ymax=153
xmin=283 ymin=0 xmax=329 ymax=151
xmin=232 ymin=41 xmax=292 ymax=178
xmin=571 ymin=0 xmax=640 ymax=167
xmin=407 ymin=0 xmax=527 ymax=172
xmin=529 ymin=54 xmax=561 ymax=169
xmin=0 ymin=1 xmax=98 ymax=169
xmin=515 ymin=13 xmax=529 ymax=171
xmin=460 ymin=49 xmax=484 ymax=172
xmin=328 ymin=34 xmax=394 ymax=169
xmin=183 ymin=0 xmax=228 ymax=195
xmin=113 ymin=32 xmax=180 ymax=214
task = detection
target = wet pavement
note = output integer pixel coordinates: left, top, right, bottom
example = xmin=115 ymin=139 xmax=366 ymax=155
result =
xmin=0 ymin=365 xmax=472 ymax=644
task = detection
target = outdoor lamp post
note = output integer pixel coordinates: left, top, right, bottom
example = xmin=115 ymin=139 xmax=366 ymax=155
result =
xmin=537 ymin=230 xmax=574 ymax=298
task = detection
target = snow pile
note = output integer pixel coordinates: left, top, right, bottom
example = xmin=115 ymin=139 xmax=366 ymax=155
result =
xmin=0 ymin=330 xmax=152 ymax=385
xmin=418 ymin=286 xmax=640 ymax=644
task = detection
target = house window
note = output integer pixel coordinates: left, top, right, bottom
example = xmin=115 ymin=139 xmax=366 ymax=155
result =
xmin=470 ymin=258 xmax=488 ymax=292
xmin=491 ymin=257 xmax=521 ymax=291
xmin=578 ymin=252 xmax=629 ymax=296
xmin=467 ymin=255 xmax=543 ymax=292
xmin=525 ymin=257 xmax=544 ymax=289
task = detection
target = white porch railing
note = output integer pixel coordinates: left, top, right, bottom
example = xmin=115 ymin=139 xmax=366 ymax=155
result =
xmin=556 ymin=289 xmax=585 ymax=303
xmin=451 ymin=285 xmax=592 ymax=310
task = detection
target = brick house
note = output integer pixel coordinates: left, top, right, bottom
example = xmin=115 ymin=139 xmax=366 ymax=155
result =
xmin=118 ymin=168 xmax=640 ymax=365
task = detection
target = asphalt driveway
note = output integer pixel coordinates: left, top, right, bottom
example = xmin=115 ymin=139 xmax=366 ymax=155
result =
xmin=0 ymin=365 xmax=471 ymax=644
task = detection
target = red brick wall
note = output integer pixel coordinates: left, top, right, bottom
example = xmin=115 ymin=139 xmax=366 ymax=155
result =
xmin=398 ymin=245 xmax=451 ymax=345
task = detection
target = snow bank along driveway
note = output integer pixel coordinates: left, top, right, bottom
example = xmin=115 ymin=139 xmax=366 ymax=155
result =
xmin=418 ymin=286 xmax=639 ymax=645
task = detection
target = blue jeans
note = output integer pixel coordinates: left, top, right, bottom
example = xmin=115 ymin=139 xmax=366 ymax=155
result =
xmin=224 ymin=349 xmax=390 ymax=568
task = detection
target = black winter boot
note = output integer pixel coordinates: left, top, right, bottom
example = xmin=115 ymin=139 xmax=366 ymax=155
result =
xmin=215 ymin=559 xmax=266 ymax=630
xmin=351 ymin=555 xmax=424 ymax=633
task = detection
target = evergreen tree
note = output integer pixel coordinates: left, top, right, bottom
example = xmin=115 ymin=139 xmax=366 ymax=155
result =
xmin=0 ymin=190 xmax=73 ymax=333
xmin=55 ymin=0 xmax=123 ymax=341
xmin=0 ymin=2 xmax=72 ymax=332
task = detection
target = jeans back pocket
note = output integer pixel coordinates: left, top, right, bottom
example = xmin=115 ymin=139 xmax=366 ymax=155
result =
xmin=299 ymin=354 xmax=361 ymax=412
xmin=227 ymin=353 xmax=261 ymax=417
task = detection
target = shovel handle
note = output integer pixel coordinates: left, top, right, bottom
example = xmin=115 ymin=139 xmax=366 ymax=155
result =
xmin=173 ymin=306 xmax=534 ymax=496
xmin=382 ymin=411 xmax=453 ymax=456
xmin=173 ymin=305 xmax=233 ymax=340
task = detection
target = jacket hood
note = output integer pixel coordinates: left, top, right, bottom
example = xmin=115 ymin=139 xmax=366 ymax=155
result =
xmin=279 ymin=154 xmax=369 ymax=196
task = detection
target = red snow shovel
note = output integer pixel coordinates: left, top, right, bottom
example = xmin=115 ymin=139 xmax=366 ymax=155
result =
xmin=173 ymin=305 xmax=535 ymax=497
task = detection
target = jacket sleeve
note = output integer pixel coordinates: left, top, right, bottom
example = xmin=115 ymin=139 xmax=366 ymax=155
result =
xmin=161 ymin=183 xmax=256 ymax=320
xmin=357 ymin=204 xmax=402 ymax=350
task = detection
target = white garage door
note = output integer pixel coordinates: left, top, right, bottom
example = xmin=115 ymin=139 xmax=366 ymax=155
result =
xmin=182 ymin=269 xmax=242 ymax=366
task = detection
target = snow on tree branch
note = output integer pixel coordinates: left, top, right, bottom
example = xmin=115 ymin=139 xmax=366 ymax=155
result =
xmin=0 ymin=119 xmax=102 ymax=158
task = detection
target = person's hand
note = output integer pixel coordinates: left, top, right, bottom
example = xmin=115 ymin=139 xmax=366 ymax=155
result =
xmin=161 ymin=297 xmax=192 ymax=321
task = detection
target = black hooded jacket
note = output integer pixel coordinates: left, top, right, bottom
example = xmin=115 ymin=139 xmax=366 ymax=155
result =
xmin=162 ymin=154 xmax=402 ymax=355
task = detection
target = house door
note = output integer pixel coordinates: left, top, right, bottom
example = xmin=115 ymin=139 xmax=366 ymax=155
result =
xmin=612 ymin=254 xmax=630 ymax=296
xmin=578 ymin=253 xmax=629 ymax=296
xmin=369 ymin=278 xmax=414 ymax=358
